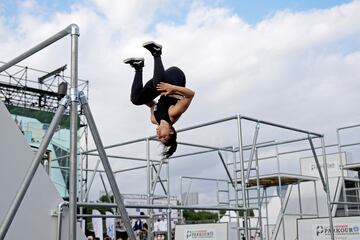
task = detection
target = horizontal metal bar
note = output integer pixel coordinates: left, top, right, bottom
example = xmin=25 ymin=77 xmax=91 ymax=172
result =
xmin=284 ymin=213 xmax=318 ymax=217
xmin=170 ymin=149 xmax=218 ymax=159
xmin=0 ymin=24 xmax=75 ymax=73
xmin=51 ymin=165 xmax=105 ymax=173
xmin=78 ymin=202 xmax=251 ymax=211
xmin=240 ymin=115 xmax=323 ymax=137
xmin=254 ymin=136 xmax=319 ymax=150
xmin=114 ymin=163 xmax=160 ymax=174
xmin=83 ymin=137 xmax=148 ymax=154
xmin=177 ymin=141 xmax=233 ymax=152
xmin=345 ymin=187 xmax=360 ymax=191
xmin=237 ymin=227 xmax=260 ymax=230
xmin=337 ymin=124 xmax=360 ymax=131
xmin=339 ymin=142 xmax=360 ymax=148
xmin=171 ymin=140 xmax=274 ymax=159
xmin=332 ymin=201 xmax=360 ymax=205
xmin=77 ymin=214 xmax=149 ymax=219
xmin=176 ymin=116 xmax=237 ymax=133
xmin=86 ymin=152 xmax=160 ymax=163
xmin=181 ymin=176 xmax=229 ymax=182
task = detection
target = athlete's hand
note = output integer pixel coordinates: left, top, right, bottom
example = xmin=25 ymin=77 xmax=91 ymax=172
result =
xmin=156 ymin=82 xmax=175 ymax=96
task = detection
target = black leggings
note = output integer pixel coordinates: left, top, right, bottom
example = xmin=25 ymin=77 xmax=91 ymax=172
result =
xmin=130 ymin=56 xmax=186 ymax=105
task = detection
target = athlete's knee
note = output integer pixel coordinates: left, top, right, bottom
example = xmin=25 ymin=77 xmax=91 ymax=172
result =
xmin=131 ymin=96 xmax=143 ymax=105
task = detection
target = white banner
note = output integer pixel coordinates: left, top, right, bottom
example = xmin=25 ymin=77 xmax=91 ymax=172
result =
xmin=175 ymin=223 xmax=227 ymax=240
xmin=106 ymin=211 xmax=115 ymax=240
xmin=298 ymin=216 xmax=360 ymax=240
xmin=92 ymin=210 xmax=103 ymax=240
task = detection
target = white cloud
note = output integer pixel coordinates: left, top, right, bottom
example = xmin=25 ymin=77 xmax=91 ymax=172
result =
xmin=1 ymin=0 xmax=360 ymax=200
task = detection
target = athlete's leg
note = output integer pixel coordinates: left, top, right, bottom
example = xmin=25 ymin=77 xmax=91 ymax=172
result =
xmin=125 ymin=58 xmax=158 ymax=105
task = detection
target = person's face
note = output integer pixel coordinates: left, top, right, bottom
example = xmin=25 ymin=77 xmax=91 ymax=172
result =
xmin=156 ymin=125 xmax=173 ymax=144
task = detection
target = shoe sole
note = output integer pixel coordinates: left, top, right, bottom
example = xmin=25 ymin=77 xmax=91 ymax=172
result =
xmin=142 ymin=41 xmax=162 ymax=49
xmin=123 ymin=57 xmax=144 ymax=64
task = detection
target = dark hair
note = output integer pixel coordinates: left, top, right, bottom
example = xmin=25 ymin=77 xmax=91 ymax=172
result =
xmin=162 ymin=126 xmax=177 ymax=158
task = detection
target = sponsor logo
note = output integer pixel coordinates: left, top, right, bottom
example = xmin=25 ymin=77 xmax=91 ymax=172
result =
xmin=315 ymin=224 xmax=360 ymax=237
xmin=185 ymin=229 xmax=216 ymax=239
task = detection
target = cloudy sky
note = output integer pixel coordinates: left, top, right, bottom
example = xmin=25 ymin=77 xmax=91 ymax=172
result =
xmin=1 ymin=0 xmax=359 ymax=203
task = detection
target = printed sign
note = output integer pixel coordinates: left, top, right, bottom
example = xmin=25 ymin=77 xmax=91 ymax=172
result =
xmin=298 ymin=217 xmax=360 ymax=240
xmin=175 ymin=223 xmax=227 ymax=240
xmin=314 ymin=224 xmax=360 ymax=239
xmin=184 ymin=229 xmax=216 ymax=239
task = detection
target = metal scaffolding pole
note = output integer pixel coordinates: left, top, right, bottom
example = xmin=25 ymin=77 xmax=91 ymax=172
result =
xmin=236 ymin=115 xmax=249 ymax=239
xmin=321 ymin=137 xmax=335 ymax=240
xmin=232 ymin=146 xmax=240 ymax=240
xmin=69 ymin=24 xmax=80 ymax=240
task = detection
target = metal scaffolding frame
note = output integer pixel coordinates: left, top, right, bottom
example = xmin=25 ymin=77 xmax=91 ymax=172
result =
xmin=82 ymin=114 xmax=335 ymax=240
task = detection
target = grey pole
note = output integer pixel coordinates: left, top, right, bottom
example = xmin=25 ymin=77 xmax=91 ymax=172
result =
xmin=314 ymin=181 xmax=320 ymax=217
xmin=180 ymin=176 xmax=184 ymax=223
xmin=245 ymin=123 xmax=260 ymax=180
xmin=0 ymin=96 xmax=69 ymax=239
xmin=308 ymin=137 xmax=327 ymax=192
xmin=337 ymin=129 xmax=349 ymax=216
xmin=255 ymin=150 xmax=263 ymax=240
xmin=146 ymin=138 xmax=152 ymax=240
xmin=233 ymin=146 xmax=241 ymax=240
xmin=69 ymin=24 xmax=80 ymax=240
xmin=57 ymin=201 xmax=69 ymax=240
xmin=236 ymin=115 xmax=249 ymax=239
xmin=166 ymin=159 xmax=172 ymax=240
xmin=321 ymin=137 xmax=335 ymax=240
xmin=218 ymin=151 xmax=235 ymax=188
xmin=79 ymin=92 xmax=136 ymax=240
xmin=264 ymin=188 xmax=270 ymax=240
xmin=100 ymin=173 xmax=112 ymax=202
xmin=297 ymin=182 xmax=303 ymax=218
xmin=275 ymin=144 xmax=286 ymax=240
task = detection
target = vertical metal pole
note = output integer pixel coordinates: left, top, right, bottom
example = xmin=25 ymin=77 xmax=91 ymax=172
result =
xmin=79 ymin=149 xmax=84 ymax=229
xmin=314 ymin=181 xmax=320 ymax=218
xmin=180 ymin=176 xmax=184 ymax=224
xmin=184 ymin=181 xmax=193 ymax=206
xmin=255 ymin=150 xmax=263 ymax=240
xmin=337 ymin=130 xmax=349 ymax=216
xmin=233 ymin=147 xmax=241 ymax=240
xmin=275 ymin=144 xmax=286 ymax=240
xmin=0 ymin=97 xmax=68 ymax=240
xmin=236 ymin=115 xmax=249 ymax=239
xmin=146 ymin=138 xmax=152 ymax=240
xmin=245 ymin=123 xmax=260 ymax=180
xmin=69 ymin=24 xmax=80 ymax=240
xmin=321 ymin=137 xmax=335 ymax=240
xmin=297 ymin=182 xmax=303 ymax=218
xmin=264 ymin=188 xmax=270 ymax=240
xmin=166 ymin=159 xmax=171 ymax=240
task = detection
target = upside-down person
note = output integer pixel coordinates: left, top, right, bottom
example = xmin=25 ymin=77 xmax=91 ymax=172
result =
xmin=124 ymin=41 xmax=195 ymax=158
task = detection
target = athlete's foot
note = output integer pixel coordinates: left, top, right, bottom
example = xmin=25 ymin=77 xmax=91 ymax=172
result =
xmin=124 ymin=57 xmax=144 ymax=70
xmin=142 ymin=41 xmax=162 ymax=56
